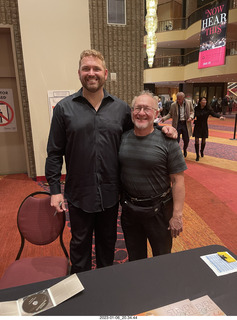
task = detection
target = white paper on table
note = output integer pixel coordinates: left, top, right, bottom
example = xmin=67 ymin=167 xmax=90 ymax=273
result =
xmin=201 ymin=252 xmax=237 ymax=276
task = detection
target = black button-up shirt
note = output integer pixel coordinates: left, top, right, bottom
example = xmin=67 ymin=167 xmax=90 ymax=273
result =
xmin=45 ymin=88 xmax=133 ymax=212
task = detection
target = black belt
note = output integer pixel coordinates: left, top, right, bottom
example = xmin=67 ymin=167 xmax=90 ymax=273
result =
xmin=124 ymin=188 xmax=171 ymax=207
xmin=179 ymin=120 xmax=186 ymax=124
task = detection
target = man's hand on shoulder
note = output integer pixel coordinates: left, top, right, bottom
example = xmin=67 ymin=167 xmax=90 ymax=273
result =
xmin=161 ymin=125 xmax=177 ymax=139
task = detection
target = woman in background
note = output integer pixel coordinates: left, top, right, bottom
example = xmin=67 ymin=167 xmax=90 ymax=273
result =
xmin=193 ymin=97 xmax=225 ymax=161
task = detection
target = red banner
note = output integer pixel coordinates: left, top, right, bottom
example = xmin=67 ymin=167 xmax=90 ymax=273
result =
xmin=198 ymin=0 xmax=229 ymax=69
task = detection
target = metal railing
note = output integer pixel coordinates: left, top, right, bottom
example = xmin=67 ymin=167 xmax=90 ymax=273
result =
xmin=155 ymin=0 xmax=236 ymax=34
xmin=227 ymin=41 xmax=237 ymax=55
xmin=144 ymin=41 xmax=237 ymax=69
xmin=144 ymin=50 xmax=198 ymax=69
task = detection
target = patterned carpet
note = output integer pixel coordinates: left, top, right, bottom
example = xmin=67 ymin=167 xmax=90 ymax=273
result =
xmin=0 ymin=114 xmax=236 ymax=278
xmin=36 ymin=183 xmax=128 ymax=268
xmin=169 ymin=115 xmax=237 ymax=256
xmin=38 ymin=114 xmax=237 ymax=263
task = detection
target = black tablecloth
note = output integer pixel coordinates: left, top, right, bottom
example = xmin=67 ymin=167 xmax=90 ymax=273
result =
xmin=0 ymin=245 xmax=237 ymax=315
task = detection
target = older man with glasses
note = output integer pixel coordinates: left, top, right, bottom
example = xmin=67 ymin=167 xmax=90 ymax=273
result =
xmin=119 ymin=91 xmax=187 ymax=262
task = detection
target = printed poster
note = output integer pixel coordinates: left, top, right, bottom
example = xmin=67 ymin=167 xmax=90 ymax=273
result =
xmin=48 ymin=90 xmax=75 ymax=121
xmin=198 ymin=0 xmax=229 ymax=69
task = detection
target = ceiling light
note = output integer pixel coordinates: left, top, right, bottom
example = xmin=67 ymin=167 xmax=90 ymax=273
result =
xmin=145 ymin=0 xmax=158 ymax=68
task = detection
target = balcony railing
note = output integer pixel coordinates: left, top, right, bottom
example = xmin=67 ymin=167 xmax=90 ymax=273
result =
xmin=144 ymin=41 xmax=237 ymax=69
xmin=155 ymin=0 xmax=236 ymax=33
xmin=144 ymin=50 xmax=199 ymax=69
xmin=227 ymin=41 xmax=237 ymax=55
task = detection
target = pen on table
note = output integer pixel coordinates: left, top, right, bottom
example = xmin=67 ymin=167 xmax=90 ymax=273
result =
xmin=54 ymin=201 xmax=63 ymax=216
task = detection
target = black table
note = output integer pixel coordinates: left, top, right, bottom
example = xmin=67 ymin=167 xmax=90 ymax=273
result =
xmin=0 ymin=245 xmax=237 ymax=316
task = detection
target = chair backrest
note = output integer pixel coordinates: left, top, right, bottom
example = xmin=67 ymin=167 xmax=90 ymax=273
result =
xmin=16 ymin=191 xmax=68 ymax=259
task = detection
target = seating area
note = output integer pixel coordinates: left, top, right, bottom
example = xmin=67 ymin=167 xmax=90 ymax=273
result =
xmin=0 ymin=192 xmax=70 ymax=290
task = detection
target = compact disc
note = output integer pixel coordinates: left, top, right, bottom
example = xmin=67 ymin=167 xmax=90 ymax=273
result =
xmin=22 ymin=292 xmax=49 ymax=314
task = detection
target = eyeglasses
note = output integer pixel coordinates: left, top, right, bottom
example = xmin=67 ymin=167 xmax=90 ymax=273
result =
xmin=132 ymin=106 xmax=157 ymax=114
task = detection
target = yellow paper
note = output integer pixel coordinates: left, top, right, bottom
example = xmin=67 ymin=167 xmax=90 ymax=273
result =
xmin=217 ymin=251 xmax=236 ymax=263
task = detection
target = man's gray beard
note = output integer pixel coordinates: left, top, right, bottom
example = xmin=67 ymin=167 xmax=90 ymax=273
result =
xmin=133 ymin=119 xmax=152 ymax=130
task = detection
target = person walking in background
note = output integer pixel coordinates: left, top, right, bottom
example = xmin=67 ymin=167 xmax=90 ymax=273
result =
xmin=210 ymin=96 xmax=217 ymax=112
xmin=194 ymin=98 xmax=199 ymax=109
xmin=221 ymin=95 xmax=229 ymax=115
xmin=158 ymin=97 xmax=163 ymax=115
xmin=45 ymin=49 xmax=177 ymax=274
xmin=193 ymin=96 xmax=225 ymax=161
xmin=161 ymin=92 xmax=194 ymax=158
xmin=164 ymin=97 xmax=173 ymax=115
xmin=216 ymin=97 xmax=222 ymax=113
xmin=119 ymin=91 xmax=187 ymax=261
xmin=229 ymin=96 xmax=234 ymax=114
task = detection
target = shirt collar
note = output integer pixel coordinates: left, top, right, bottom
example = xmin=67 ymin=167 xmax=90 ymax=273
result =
xmin=178 ymin=99 xmax=186 ymax=108
xmin=72 ymin=88 xmax=114 ymax=101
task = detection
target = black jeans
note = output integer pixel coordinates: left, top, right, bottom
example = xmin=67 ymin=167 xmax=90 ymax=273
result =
xmin=121 ymin=202 xmax=172 ymax=261
xmin=68 ymin=202 xmax=119 ymax=273
xmin=177 ymin=121 xmax=189 ymax=151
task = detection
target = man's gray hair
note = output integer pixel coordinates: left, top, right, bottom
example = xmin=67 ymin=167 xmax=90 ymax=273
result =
xmin=131 ymin=90 xmax=158 ymax=109
xmin=176 ymin=92 xmax=185 ymax=98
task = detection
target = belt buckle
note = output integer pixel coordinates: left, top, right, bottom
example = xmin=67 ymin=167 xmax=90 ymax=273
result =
xmin=161 ymin=187 xmax=171 ymax=198
xmin=131 ymin=196 xmax=142 ymax=202
xmin=130 ymin=196 xmax=147 ymax=205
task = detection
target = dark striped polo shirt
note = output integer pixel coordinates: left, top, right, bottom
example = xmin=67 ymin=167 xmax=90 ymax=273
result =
xmin=119 ymin=128 xmax=187 ymax=198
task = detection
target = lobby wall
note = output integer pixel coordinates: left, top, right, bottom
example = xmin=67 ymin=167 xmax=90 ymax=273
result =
xmin=1 ymin=0 xmax=144 ymax=178
xmin=17 ymin=0 xmax=90 ymax=178
xmin=89 ymin=0 xmax=144 ymax=105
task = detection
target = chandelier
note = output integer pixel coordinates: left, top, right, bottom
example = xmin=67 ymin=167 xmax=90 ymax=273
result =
xmin=145 ymin=0 xmax=158 ymax=68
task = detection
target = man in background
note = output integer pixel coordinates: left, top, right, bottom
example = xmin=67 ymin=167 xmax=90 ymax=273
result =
xmin=164 ymin=97 xmax=173 ymax=115
xmin=161 ymin=92 xmax=194 ymax=157
xmin=210 ymin=96 xmax=217 ymax=112
xmin=221 ymin=95 xmax=229 ymax=115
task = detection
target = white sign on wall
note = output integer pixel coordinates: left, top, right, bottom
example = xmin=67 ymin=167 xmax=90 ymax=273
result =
xmin=48 ymin=90 xmax=75 ymax=121
xmin=0 ymin=89 xmax=17 ymax=132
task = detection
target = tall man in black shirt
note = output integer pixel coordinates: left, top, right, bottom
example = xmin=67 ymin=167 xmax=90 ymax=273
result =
xmin=45 ymin=49 xmax=177 ymax=273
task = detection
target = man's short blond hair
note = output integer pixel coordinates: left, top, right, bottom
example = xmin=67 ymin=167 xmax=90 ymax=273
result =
xmin=131 ymin=90 xmax=158 ymax=110
xmin=79 ymin=49 xmax=106 ymax=69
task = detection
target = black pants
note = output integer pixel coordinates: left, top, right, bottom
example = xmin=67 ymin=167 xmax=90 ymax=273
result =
xmin=121 ymin=204 xmax=172 ymax=261
xmin=68 ymin=202 xmax=119 ymax=273
xmin=177 ymin=121 xmax=189 ymax=151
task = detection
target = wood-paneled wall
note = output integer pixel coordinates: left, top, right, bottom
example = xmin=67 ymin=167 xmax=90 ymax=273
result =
xmin=89 ymin=0 xmax=144 ymax=105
